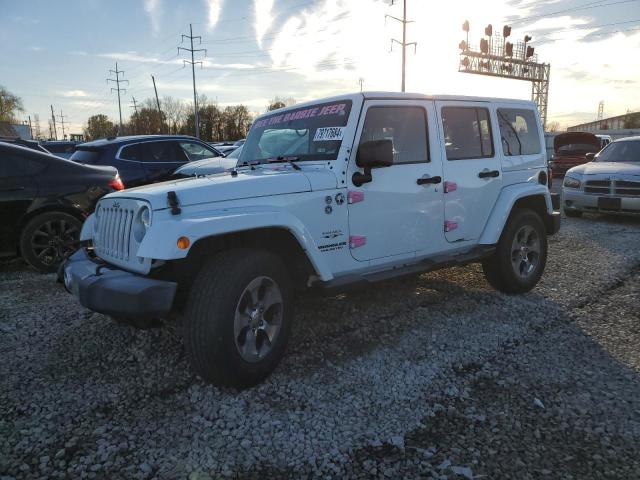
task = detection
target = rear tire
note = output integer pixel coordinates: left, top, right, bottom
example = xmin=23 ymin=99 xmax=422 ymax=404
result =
xmin=482 ymin=208 xmax=547 ymax=294
xmin=184 ymin=249 xmax=293 ymax=388
xmin=565 ymin=209 xmax=583 ymax=218
xmin=20 ymin=212 xmax=82 ymax=273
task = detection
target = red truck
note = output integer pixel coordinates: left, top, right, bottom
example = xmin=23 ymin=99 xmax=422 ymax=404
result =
xmin=549 ymin=132 xmax=601 ymax=176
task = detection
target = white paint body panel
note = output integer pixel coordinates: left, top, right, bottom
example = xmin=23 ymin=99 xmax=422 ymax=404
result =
xmin=83 ymin=92 xmax=555 ymax=282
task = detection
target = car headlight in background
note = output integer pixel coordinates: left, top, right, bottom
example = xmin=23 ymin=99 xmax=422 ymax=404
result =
xmin=563 ymin=176 xmax=581 ymax=189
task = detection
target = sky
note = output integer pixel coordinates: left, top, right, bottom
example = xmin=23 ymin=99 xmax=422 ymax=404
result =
xmin=1 ymin=0 xmax=639 ymax=137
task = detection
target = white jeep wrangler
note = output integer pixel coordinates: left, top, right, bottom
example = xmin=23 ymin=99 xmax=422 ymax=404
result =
xmin=63 ymin=92 xmax=560 ymax=387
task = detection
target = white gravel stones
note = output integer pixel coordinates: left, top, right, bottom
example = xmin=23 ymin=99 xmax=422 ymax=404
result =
xmin=1 ymin=213 xmax=640 ymax=478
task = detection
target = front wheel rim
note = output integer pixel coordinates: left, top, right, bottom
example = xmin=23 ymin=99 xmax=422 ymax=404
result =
xmin=233 ymin=276 xmax=283 ymax=363
xmin=30 ymin=219 xmax=79 ymax=266
xmin=510 ymin=225 xmax=540 ymax=279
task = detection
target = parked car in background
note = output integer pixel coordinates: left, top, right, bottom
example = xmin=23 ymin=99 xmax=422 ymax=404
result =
xmin=549 ymin=132 xmax=601 ymax=176
xmin=596 ymin=134 xmax=613 ymax=149
xmin=233 ymin=139 xmax=245 ymax=147
xmin=70 ymin=135 xmax=223 ymax=187
xmin=0 ymin=143 xmax=123 ymax=272
xmin=563 ymin=136 xmax=640 ymax=217
xmin=1 ymin=138 xmax=51 ymax=154
xmin=211 ymin=144 xmax=238 ymax=156
xmin=173 ymin=146 xmax=242 ymax=178
xmin=40 ymin=140 xmax=80 ymax=159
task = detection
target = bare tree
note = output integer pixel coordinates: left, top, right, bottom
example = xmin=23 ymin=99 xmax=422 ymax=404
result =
xmin=162 ymin=96 xmax=186 ymax=134
xmin=0 ymin=86 xmax=24 ymax=122
xmin=546 ymin=121 xmax=561 ymax=132
xmin=267 ymin=96 xmax=296 ymax=112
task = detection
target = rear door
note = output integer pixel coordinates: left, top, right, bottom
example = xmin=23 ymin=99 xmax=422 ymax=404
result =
xmin=0 ymin=155 xmax=38 ymax=253
xmin=140 ymin=141 xmax=189 ymax=183
xmin=436 ymin=101 xmax=502 ymax=243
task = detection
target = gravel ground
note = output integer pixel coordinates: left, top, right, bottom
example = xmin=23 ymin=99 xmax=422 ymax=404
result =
xmin=1 ymin=211 xmax=640 ymax=479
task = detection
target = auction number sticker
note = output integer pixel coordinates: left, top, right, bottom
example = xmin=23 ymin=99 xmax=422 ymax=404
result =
xmin=314 ymin=127 xmax=345 ymax=142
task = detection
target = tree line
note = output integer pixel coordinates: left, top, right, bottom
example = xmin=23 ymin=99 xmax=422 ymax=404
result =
xmin=84 ymin=95 xmax=255 ymax=142
xmin=84 ymin=95 xmax=296 ymax=141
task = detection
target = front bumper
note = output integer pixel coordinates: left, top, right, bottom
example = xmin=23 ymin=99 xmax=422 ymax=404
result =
xmin=63 ymin=249 xmax=177 ymax=318
xmin=563 ymin=189 xmax=640 ymax=215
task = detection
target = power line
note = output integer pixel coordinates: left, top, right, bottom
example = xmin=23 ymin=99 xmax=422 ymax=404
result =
xmin=386 ymin=0 xmax=417 ymax=92
xmin=50 ymin=105 xmax=58 ymax=140
xmin=106 ymin=62 xmax=128 ymax=133
xmin=510 ymin=0 xmax=639 ymax=24
xmin=178 ymin=24 xmax=207 ymax=138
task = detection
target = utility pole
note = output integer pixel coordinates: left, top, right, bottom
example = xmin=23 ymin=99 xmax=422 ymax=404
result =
xmin=28 ymin=115 xmax=33 ymax=139
xmin=106 ymin=62 xmax=128 ymax=135
xmin=386 ymin=0 xmax=416 ymax=92
xmin=57 ymin=109 xmax=67 ymax=139
xmin=151 ymin=75 xmax=163 ymax=133
xmin=130 ymin=96 xmax=138 ymax=115
xmin=178 ymin=24 xmax=207 ymax=138
xmin=50 ymin=105 xmax=58 ymax=140
xmin=358 ymin=78 xmax=364 ymax=91
xmin=34 ymin=114 xmax=41 ymax=140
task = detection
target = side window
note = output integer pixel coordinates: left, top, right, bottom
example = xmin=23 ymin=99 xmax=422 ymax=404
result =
xmin=441 ymin=107 xmax=494 ymax=160
xmin=359 ymin=106 xmax=429 ymax=164
xmin=497 ymin=108 xmax=541 ymax=156
xmin=141 ymin=142 xmax=188 ymax=163
xmin=119 ymin=144 xmax=142 ymax=161
xmin=179 ymin=142 xmax=219 ymax=161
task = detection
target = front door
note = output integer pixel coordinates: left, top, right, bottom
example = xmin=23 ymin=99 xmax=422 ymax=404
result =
xmin=0 ymin=156 xmax=37 ymax=253
xmin=347 ymin=100 xmax=445 ymax=262
xmin=435 ymin=101 xmax=502 ymax=243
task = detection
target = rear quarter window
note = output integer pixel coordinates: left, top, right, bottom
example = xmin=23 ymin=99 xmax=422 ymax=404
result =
xmin=497 ymin=109 xmax=541 ymax=156
xmin=70 ymin=149 xmax=102 ymax=164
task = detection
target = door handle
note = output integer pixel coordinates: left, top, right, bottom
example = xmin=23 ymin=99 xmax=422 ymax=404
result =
xmin=417 ymin=175 xmax=442 ymax=185
xmin=478 ymin=169 xmax=500 ymax=179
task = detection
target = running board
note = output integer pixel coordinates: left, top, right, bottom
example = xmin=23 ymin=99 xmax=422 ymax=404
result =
xmin=316 ymin=245 xmax=495 ymax=292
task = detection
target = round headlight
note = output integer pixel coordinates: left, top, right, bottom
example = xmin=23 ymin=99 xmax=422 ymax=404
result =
xmin=563 ymin=177 xmax=581 ymax=189
xmin=140 ymin=207 xmax=151 ymax=229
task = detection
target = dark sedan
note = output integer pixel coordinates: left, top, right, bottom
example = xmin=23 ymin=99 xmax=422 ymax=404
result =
xmin=70 ymin=135 xmax=223 ymax=187
xmin=0 ymin=142 xmax=123 ymax=272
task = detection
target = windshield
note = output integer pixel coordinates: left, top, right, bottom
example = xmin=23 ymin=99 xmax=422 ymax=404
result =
xmin=596 ymin=140 xmax=640 ymax=162
xmin=240 ymin=100 xmax=352 ymax=164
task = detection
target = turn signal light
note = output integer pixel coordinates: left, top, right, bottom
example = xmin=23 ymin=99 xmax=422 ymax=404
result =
xmin=177 ymin=236 xmax=190 ymax=250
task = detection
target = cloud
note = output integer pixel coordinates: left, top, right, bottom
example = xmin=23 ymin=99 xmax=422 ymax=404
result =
xmin=71 ymin=100 xmax=107 ymax=108
xmin=69 ymin=50 xmax=88 ymax=56
xmin=144 ymin=0 xmax=162 ymax=33
xmin=98 ymin=51 xmax=182 ymax=66
xmin=254 ymin=0 xmax=274 ymax=47
xmin=29 ymin=46 xmax=43 ymax=52
xmin=205 ymin=0 xmax=223 ymax=31
xmin=62 ymin=90 xmax=90 ymax=98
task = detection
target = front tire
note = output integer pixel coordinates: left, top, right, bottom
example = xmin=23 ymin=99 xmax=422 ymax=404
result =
xmin=184 ymin=249 xmax=293 ymax=388
xmin=20 ymin=212 xmax=82 ymax=273
xmin=482 ymin=209 xmax=548 ymax=294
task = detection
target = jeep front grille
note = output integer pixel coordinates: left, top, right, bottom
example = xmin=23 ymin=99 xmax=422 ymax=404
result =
xmin=584 ymin=180 xmax=611 ymax=195
xmin=95 ymin=206 xmax=135 ymax=260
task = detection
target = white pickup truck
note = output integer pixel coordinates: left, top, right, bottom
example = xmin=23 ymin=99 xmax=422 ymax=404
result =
xmin=63 ymin=92 xmax=560 ymax=387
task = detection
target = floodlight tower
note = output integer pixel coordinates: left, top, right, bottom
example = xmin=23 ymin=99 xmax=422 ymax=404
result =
xmin=458 ymin=21 xmax=551 ymax=129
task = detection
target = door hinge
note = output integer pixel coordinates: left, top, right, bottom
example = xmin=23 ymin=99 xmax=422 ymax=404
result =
xmin=349 ymin=235 xmax=367 ymax=248
xmin=444 ymin=181 xmax=457 ymax=193
xmin=444 ymin=220 xmax=458 ymax=232
xmin=348 ymin=190 xmax=365 ymax=204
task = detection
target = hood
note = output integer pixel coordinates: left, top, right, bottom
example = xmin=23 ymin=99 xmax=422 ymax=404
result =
xmin=109 ymin=166 xmax=314 ymax=210
xmin=568 ymin=161 xmax=640 ymax=176
xmin=554 ymin=132 xmax=600 ymax=151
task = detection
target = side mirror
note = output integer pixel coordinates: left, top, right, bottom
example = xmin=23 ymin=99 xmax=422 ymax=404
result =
xmin=585 ymin=152 xmax=595 ymax=161
xmin=353 ymin=139 xmax=393 ymax=186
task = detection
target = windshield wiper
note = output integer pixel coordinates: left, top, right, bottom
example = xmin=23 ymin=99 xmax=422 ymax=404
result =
xmin=266 ymin=156 xmax=301 ymax=170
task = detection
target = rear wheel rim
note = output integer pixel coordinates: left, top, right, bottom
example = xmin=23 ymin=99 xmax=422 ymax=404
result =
xmin=30 ymin=219 xmax=79 ymax=266
xmin=233 ymin=276 xmax=283 ymax=363
xmin=510 ymin=225 xmax=540 ymax=279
